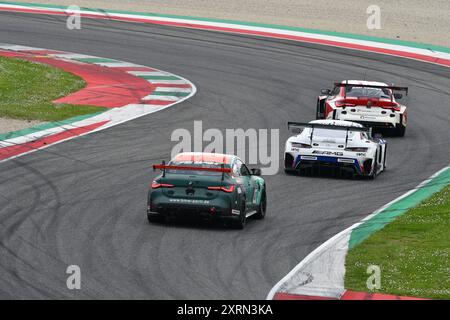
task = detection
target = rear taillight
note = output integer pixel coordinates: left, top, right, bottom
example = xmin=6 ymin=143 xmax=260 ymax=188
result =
xmin=336 ymin=102 xmax=355 ymax=107
xmin=207 ymin=185 xmax=236 ymax=193
xmin=384 ymin=106 xmax=401 ymax=112
xmin=345 ymin=147 xmax=368 ymax=152
xmin=151 ymin=181 xmax=174 ymax=189
xmin=291 ymin=142 xmax=311 ymax=148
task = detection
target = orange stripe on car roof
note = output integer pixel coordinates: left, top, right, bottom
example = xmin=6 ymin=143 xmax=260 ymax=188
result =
xmin=173 ymin=152 xmax=232 ymax=164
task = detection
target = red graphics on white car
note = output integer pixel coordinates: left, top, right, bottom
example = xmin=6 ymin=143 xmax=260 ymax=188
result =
xmin=316 ymin=80 xmax=408 ymax=136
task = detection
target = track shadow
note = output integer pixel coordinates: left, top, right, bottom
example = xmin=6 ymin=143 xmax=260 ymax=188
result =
xmin=147 ymin=215 xmax=258 ymax=231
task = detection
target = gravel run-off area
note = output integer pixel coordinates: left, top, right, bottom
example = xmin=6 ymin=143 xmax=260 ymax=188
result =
xmin=23 ymin=0 xmax=450 ymax=47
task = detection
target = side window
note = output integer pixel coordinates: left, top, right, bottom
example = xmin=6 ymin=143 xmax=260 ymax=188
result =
xmin=330 ymin=86 xmax=340 ymax=97
xmin=378 ymin=147 xmax=382 ymax=163
xmin=232 ymin=161 xmax=241 ymax=177
xmin=241 ymin=165 xmax=251 ymax=176
xmin=235 ymin=159 xmax=250 ymax=176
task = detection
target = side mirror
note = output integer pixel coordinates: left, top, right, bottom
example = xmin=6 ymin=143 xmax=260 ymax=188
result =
xmin=321 ymin=89 xmax=331 ymax=95
xmin=291 ymin=127 xmax=303 ymax=134
xmin=393 ymin=93 xmax=403 ymax=99
xmin=250 ymin=168 xmax=261 ymax=176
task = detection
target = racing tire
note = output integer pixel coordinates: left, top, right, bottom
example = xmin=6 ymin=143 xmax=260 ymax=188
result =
xmin=284 ymin=169 xmax=296 ymax=175
xmin=368 ymin=152 xmax=378 ymax=180
xmin=316 ymin=99 xmax=324 ymax=119
xmin=232 ymin=201 xmax=247 ymax=230
xmin=395 ymin=124 xmax=406 ymax=137
xmin=254 ymin=190 xmax=266 ymax=220
xmin=147 ymin=214 xmax=163 ymax=223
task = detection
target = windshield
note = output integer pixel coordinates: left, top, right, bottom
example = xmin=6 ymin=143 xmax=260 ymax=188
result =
xmin=313 ymin=128 xmax=347 ymax=139
xmin=166 ymin=161 xmax=228 ymax=176
xmin=308 ymin=128 xmax=359 ymax=142
xmin=345 ymin=86 xmax=391 ymax=99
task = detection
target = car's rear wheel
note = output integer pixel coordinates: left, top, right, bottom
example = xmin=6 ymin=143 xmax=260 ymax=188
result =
xmin=254 ymin=190 xmax=266 ymax=220
xmin=395 ymin=124 xmax=406 ymax=137
xmin=316 ymin=98 xmax=325 ymax=119
xmin=147 ymin=214 xmax=163 ymax=223
xmin=284 ymin=169 xmax=296 ymax=175
xmin=232 ymin=201 xmax=246 ymax=229
xmin=368 ymin=152 xmax=378 ymax=180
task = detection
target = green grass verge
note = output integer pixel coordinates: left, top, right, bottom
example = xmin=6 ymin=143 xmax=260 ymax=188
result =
xmin=345 ymin=185 xmax=450 ymax=299
xmin=0 ymin=56 xmax=106 ymax=121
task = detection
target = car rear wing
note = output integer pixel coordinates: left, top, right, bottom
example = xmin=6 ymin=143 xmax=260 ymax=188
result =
xmin=288 ymin=122 xmax=370 ymax=132
xmin=153 ymin=161 xmax=232 ymax=179
xmin=153 ymin=164 xmax=232 ymax=173
xmin=334 ymin=82 xmax=408 ymax=95
xmin=334 ymin=82 xmax=408 ymax=101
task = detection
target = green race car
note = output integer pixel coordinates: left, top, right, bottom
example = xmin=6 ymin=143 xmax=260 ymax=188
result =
xmin=147 ymin=152 xmax=267 ymax=229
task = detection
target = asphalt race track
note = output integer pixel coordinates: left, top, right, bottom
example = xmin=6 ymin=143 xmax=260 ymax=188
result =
xmin=0 ymin=12 xmax=449 ymax=299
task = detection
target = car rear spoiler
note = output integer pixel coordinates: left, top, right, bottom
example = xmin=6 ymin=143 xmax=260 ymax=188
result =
xmin=153 ymin=162 xmax=232 ymax=179
xmin=334 ymin=82 xmax=408 ymax=95
xmin=288 ymin=122 xmax=370 ymax=132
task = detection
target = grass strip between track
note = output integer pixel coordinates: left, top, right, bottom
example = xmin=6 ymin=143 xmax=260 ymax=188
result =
xmin=0 ymin=56 xmax=106 ymax=121
xmin=345 ymin=181 xmax=450 ymax=299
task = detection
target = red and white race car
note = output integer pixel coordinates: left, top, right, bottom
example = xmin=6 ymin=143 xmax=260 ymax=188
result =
xmin=316 ymin=80 xmax=409 ymax=136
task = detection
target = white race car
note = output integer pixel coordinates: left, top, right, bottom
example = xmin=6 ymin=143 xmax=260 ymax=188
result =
xmin=284 ymin=120 xmax=387 ymax=179
xmin=317 ymin=80 xmax=408 ymax=136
